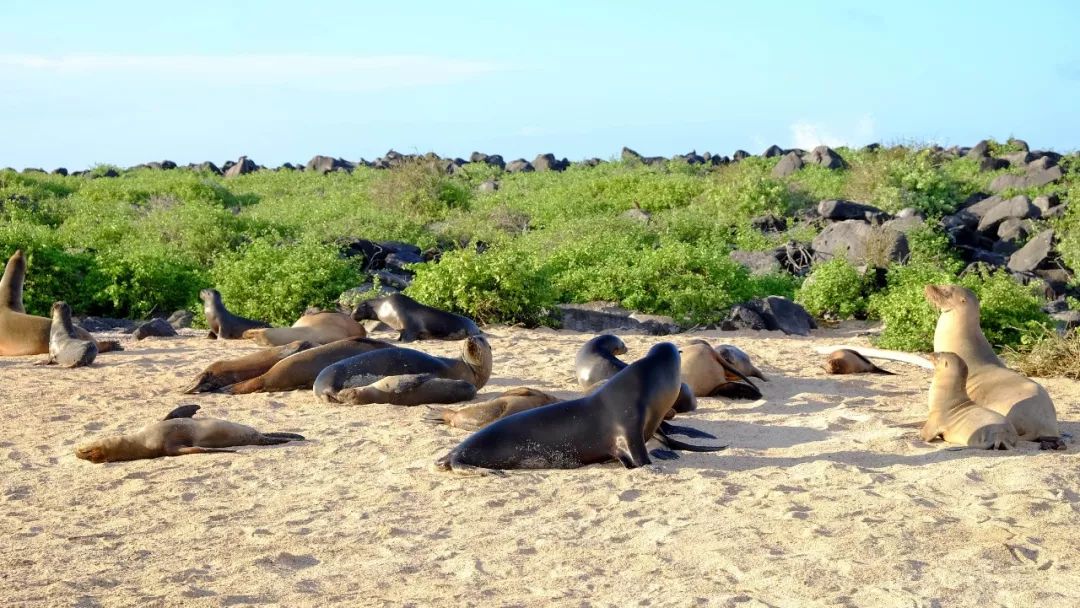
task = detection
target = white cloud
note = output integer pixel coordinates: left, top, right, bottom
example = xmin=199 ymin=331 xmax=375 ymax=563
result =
xmin=790 ymin=114 xmax=876 ymax=149
xmin=0 ymin=53 xmax=507 ymax=92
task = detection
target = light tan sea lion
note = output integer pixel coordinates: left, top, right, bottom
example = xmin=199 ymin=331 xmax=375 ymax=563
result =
xmin=38 ymin=302 xmax=97 ymax=367
xmin=243 ymin=311 xmax=367 ymax=346
xmin=75 ymin=404 xmax=306 ymax=463
xmin=920 ymin=352 xmax=1019 ymax=450
xmin=424 ymin=387 xmax=560 ymax=430
xmin=925 ymin=284 xmax=1063 ymax=449
xmin=823 ymin=349 xmax=894 ymax=375
xmin=0 ymin=250 xmax=121 ymax=356
xmin=200 ymin=288 xmax=270 ymax=339
xmin=221 ymin=336 xmax=395 ymax=394
xmin=679 ymin=340 xmax=761 ymax=399
xmin=182 ymin=340 xmax=315 ymax=393
xmin=714 ymin=345 xmax=767 ymax=381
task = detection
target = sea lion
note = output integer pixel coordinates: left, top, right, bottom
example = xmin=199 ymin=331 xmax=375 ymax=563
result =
xmin=243 ymin=311 xmax=366 ymax=346
xmin=334 ymin=373 xmax=478 ymax=406
xmin=0 ymin=250 xmax=121 ymax=356
xmin=436 ymin=342 xmax=722 ymax=473
xmin=182 ymin=340 xmax=315 ymax=393
xmin=424 ymin=387 xmax=561 ymax=430
xmin=351 ymin=293 xmax=481 ymax=342
xmin=38 ymin=302 xmax=97 ymax=367
xmin=823 ymin=349 xmax=894 ymax=375
xmin=714 ymin=345 xmax=767 ymax=381
xmin=920 ymin=352 xmax=1019 ymax=450
xmin=925 ymin=284 xmax=1063 ymax=449
xmin=679 ymin=340 xmax=762 ymax=399
xmin=314 ymin=335 xmax=492 ymax=404
xmin=221 ymin=336 xmax=395 ymax=394
xmin=812 ymin=345 xmax=933 ymax=369
xmin=74 ymin=404 xmax=305 ymax=463
xmin=576 ymin=334 xmax=699 ymax=414
xmin=199 ymin=288 xmax=270 ymax=339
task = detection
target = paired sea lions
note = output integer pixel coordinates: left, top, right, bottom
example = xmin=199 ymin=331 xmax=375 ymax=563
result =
xmin=182 ymin=340 xmax=315 ymax=393
xmin=714 ymin=345 xmax=767 ymax=381
xmin=221 ymin=336 xmax=395 ymax=394
xmin=331 ymin=373 xmax=479 ymax=406
xmin=925 ymin=284 xmax=1063 ymax=449
xmin=74 ymin=404 xmax=305 ymax=463
xmin=244 ymin=311 xmax=366 ymax=346
xmin=351 ymin=293 xmax=481 ymax=342
xmin=199 ymin=288 xmax=270 ymax=339
xmin=314 ymin=335 xmax=492 ymax=405
xmin=436 ymin=342 xmax=723 ymax=473
xmin=425 ymin=387 xmax=560 ymax=430
xmin=576 ymin=334 xmax=698 ymax=413
xmin=823 ymin=349 xmax=894 ymax=375
xmin=920 ymin=352 xmax=1018 ymax=450
xmin=679 ymin=340 xmax=762 ymax=399
xmin=0 ymin=250 xmax=121 ymax=356
xmin=38 ymin=302 xmax=97 ymax=367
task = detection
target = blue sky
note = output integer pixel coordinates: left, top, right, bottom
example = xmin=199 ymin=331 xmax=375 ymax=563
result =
xmin=2 ymin=1 xmax=1078 ymax=169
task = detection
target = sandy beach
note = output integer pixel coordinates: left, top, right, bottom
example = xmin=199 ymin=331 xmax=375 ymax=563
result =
xmin=2 ymin=324 xmax=1080 ymax=608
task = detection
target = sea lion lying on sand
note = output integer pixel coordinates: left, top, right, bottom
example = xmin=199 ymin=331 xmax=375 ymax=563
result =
xmin=679 ymin=340 xmax=762 ymax=399
xmin=921 ymin=352 xmax=1019 ymax=450
xmin=222 ymin=336 xmax=396 ymax=394
xmin=351 ymin=293 xmax=481 ymax=342
xmin=714 ymin=345 xmax=767 ymax=381
xmin=576 ymin=334 xmax=699 ymax=415
xmin=182 ymin=340 xmax=315 ymax=393
xmin=244 ymin=311 xmax=366 ymax=346
xmin=823 ymin=349 xmax=894 ymax=375
xmin=425 ymin=387 xmax=561 ymax=430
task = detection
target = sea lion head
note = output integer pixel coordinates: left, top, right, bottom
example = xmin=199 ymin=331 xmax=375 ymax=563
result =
xmin=50 ymin=301 xmax=71 ymax=319
xmin=74 ymin=440 xmax=113 ymax=464
xmin=350 ymin=299 xmax=377 ymax=321
xmin=924 ymin=284 xmax=978 ymax=313
xmin=593 ymin=334 xmax=628 ymax=357
xmin=462 ymin=334 xmax=493 ymax=388
xmin=199 ymin=288 xmax=221 ymax=304
xmin=928 ymin=351 xmax=968 ymax=376
xmin=182 ymin=370 xmax=218 ymax=394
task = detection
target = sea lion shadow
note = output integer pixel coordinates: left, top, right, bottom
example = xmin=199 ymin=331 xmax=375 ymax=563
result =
xmin=696 ymin=446 xmax=1028 ymax=473
xmin=110 ymin=346 xmax=200 ymax=358
xmin=667 ymin=419 xmax=830 ymax=450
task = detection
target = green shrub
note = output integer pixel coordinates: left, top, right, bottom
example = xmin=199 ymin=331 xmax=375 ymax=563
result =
xmin=796 ymin=258 xmax=869 ymax=320
xmin=90 ymin=247 xmax=205 ymax=318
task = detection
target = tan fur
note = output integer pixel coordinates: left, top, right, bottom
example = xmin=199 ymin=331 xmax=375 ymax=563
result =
xmin=223 ymin=337 xmax=394 ymax=394
xmin=920 ymin=352 xmax=1019 ymax=449
xmin=243 ymin=311 xmax=366 ymax=346
xmin=680 ymin=340 xmax=738 ymax=396
xmin=926 ymin=284 xmax=1060 ymax=442
xmin=823 ymin=349 xmax=892 ymax=375
xmin=426 ymin=387 xmax=560 ymax=430
xmin=182 ymin=340 xmax=315 ymax=393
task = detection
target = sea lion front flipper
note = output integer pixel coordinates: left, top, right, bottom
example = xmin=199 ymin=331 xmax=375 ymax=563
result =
xmin=919 ymin=422 xmax=944 ymax=443
xmin=164 ymin=404 xmax=201 ymax=420
xmin=654 ymin=428 xmax=728 ymax=453
xmin=649 ymin=448 xmax=680 ymax=461
xmin=1037 ymin=436 xmax=1067 ymax=451
xmin=708 ymin=382 xmax=762 ymax=400
xmin=614 ymin=435 xmax=651 ymax=469
xmin=206 ymin=330 xmax=217 ymax=339
xmin=170 ymin=446 xmax=238 ymax=456
xmin=397 ymin=329 xmax=419 ymax=343
xmin=34 ymin=357 xmax=57 ymax=366
xmin=658 ymin=421 xmax=716 ymax=439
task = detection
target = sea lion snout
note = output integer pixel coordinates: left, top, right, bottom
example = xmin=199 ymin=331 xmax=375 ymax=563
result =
xmin=75 ymin=444 xmax=108 ymax=463
xmin=350 ymin=301 xmax=375 ymax=321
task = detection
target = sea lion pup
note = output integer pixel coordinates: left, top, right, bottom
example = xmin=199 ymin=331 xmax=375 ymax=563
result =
xmin=823 ymin=349 xmax=894 ymax=375
xmin=679 ymin=340 xmax=762 ymax=399
xmin=243 ymin=311 xmax=366 ymax=346
xmin=425 ymin=387 xmax=560 ymax=430
xmin=351 ymin=293 xmax=481 ymax=342
xmin=314 ymin=335 xmax=492 ymax=404
xmin=182 ymin=340 xmax=315 ymax=394
xmin=436 ymin=342 xmax=723 ymax=473
xmin=812 ymin=345 xmax=933 ymax=369
xmin=714 ymin=345 xmax=767 ymax=381
xmin=74 ymin=404 xmax=305 ymax=463
xmin=334 ymin=373 xmax=479 ymax=406
xmin=221 ymin=336 xmax=395 ymax=394
xmin=925 ymin=284 xmax=1063 ymax=450
xmin=920 ymin=352 xmax=1019 ymax=450
xmin=0 ymin=250 xmax=121 ymax=356
xmin=199 ymin=288 xmax=270 ymax=339
xmin=38 ymin=302 xmax=97 ymax=367
xmin=575 ymin=334 xmax=629 ymax=390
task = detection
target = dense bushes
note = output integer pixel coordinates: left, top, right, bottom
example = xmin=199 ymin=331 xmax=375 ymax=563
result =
xmin=796 ymin=258 xmax=869 ymax=320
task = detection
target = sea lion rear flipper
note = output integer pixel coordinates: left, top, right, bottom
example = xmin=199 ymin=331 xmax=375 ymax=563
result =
xmin=658 ymin=421 xmax=717 ymax=439
xmin=95 ymin=340 xmax=123 ymax=353
xmin=170 ymin=446 xmax=238 ymax=456
xmin=654 ymin=428 xmax=728 ymax=453
xmin=614 ymin=435 xmax=651 ymax=469
xmin=261 ymin=432 xmax=306 ymax=441
xmin=1037 ymin=436 xmax=1067 ymax=451
xmin=206 ymin=331 xmax=217 ymax=339
xmin=870 ymin=366 xmax=895 ymax=375
xmin=423 ymin=405 xmax=452 ymax=425
xmin=164 ymin=404 xmax=201 ymax=420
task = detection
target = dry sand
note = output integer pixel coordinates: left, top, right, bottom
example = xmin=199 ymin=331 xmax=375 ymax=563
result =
xmin=2 ymin=323 xmax=1080 ymax=608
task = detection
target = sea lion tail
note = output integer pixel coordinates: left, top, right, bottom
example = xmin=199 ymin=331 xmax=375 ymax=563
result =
xmin=423 ymin=405 xmax=451 ymax=425
xmin=870 ymin=366 xmax=896 ymax=375
xmin=96 ymin=340 xmax=123 ymax=353
xmin=261 ymin=432 xmax=306 ymax=443
xmin=434 ymin=451 xmax=506 ymax=477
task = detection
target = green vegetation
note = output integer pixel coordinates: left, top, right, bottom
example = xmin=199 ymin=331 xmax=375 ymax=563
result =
xmin=0 ymin=141 xmax=1072 ymax=359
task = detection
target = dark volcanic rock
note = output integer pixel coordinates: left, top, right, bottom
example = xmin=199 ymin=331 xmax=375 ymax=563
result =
xmin=724 ymin=297 xmax=816 ymax=336
xmin=812 ymin=220 xmax=909 ymax=265
xmin=478 ymin=180 xmax=499 ymax=193
xmin=306 ymin=155 xmax=353 ymax=174
xmin=374 ymin=270 xmax=413 ymax=290
xmin=732 ymin=150 xmax=751 ymax=161
xmin=967 ymin=140 xmax=991 ymax=158
xmin=167 ymin=310 xmax=194 ymax=329
xmin=772 ymin=152 xmax=804 ymax=178
xmin=224 ymin=156 xmax=258 ymax=177
xmin=989 ymin=165 xmax=1064 ymax=192
xmin=77 ymin=317 xmax=139 ymax=333
xmin=996 ymin=218 xmax=1031 ymax=243
xmin=817 ymin=199 xmax=889 ymax=223
xmin=556 ymin=302 xmax=679 ymax=335
xmin=1007 ymin=138 xmax=1030 ymax=152
xmin=729 ymin=250 xmax=782 ymax=276
xmin=1007 ymin=229 xmax=1054 ymax=273
xmin=976 ymin=195 xmax=1039 ymax=233
xmin=807 ymin=146 xmax=847 ymax=169
xmin=1002 ymin=151 xmax=1035 ymax=167
xmin=978 ymin=157 xmax=1009 ymax=172
xmin=506 ymin=159 xmax=534 ymax=173
xmin=762 ymin=145 xmax=785 ymax=158
xmin=195 ymin=161 xmax=222 ymax=175
xmin=133 ymin=318 xmax=178 ymax=340
xmin=751 ymin=214 xmax=787 ymax=233
xmin=384 ymin=250 xmax=424 ymax=272
xmin=533 ymin=153 xmax=569 ymax=172
xmin=52 ymin=168 xmax=68 ymax=176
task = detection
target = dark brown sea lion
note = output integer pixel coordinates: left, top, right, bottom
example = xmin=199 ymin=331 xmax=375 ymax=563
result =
xmin=577 ymin=334 xmax=699 ymax=415
xmin=334 ymin=373 xmax=479 ymax=406
xmin=243 ymin=311 xmax=366 ymax=346
xmin=199 ymin=288 xmax=270 ymax=339
xmin=925 ymin=284 xmax=1062 ymax=449
xmin=38 ymin=302 xmax=97 ymax=367
xmin=0 ymin=250 xmax=121 ymax=356
xmin=313 ymin=335 xmax=492 ymax=405
xmin=424 ymin=387 xmax=560 ymax=430
xmin=74 ymin=404 xmax=305 ymax=463
xmin=920 ymin=352 xmax=1019 ymax=450
xmin=823 ymin=349 xmax=894 ymax=375
xmin=221 ymin=336 xmax=395 ymax=394
xmin=436 ymin=342 xmax=722 ymax=473
xmin=182 ymin=340 xmax=315 ymax=394
xmin=351 ymin=293 xmax=482 ymax=342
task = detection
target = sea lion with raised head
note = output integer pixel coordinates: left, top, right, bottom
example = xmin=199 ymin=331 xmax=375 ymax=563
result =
xmin=74 ymin=404 xmax=305 ymax=463
xmin=243 ymin=311 xmax=366 ymax=346
xmin=576 ymin=334 xmax=699 ymax=414
xmin=424 ymin=387 xmax=560 ymax=430
xmin=679 ymin=340 xmax=762 ymax=399
xmin=920 ymin=352 xmax=1019 ymax=450
xmin=38 ymin=302 xmax=97 ymax=367
xmin=199 ymin=288 xmax=270 ymax=339
xmin=436 ymin=342 xmax=723 ymax=473
xmin=182 ymin=340 xmax=315 ymax=393
xmin=925 ymin=284 xmax=1063 ymax=449
xmin=714 ymin=345 xmax=767 ymax=381
xmin=0 ymin=250 xmax=121 ymax=356
xmin=823 ymin=349 xmax=895 ymax=375
xmin=221 ymin=336 xmax=395 ymax=394
xmin=351 ymin=293 xmax=481 ymax=342
xmin=314 ymin=335 xmax=492 ymax=405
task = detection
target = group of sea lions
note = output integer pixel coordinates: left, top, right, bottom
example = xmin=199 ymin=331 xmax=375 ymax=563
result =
xmin=1 ymin=248 xmax=1068 ymax=471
